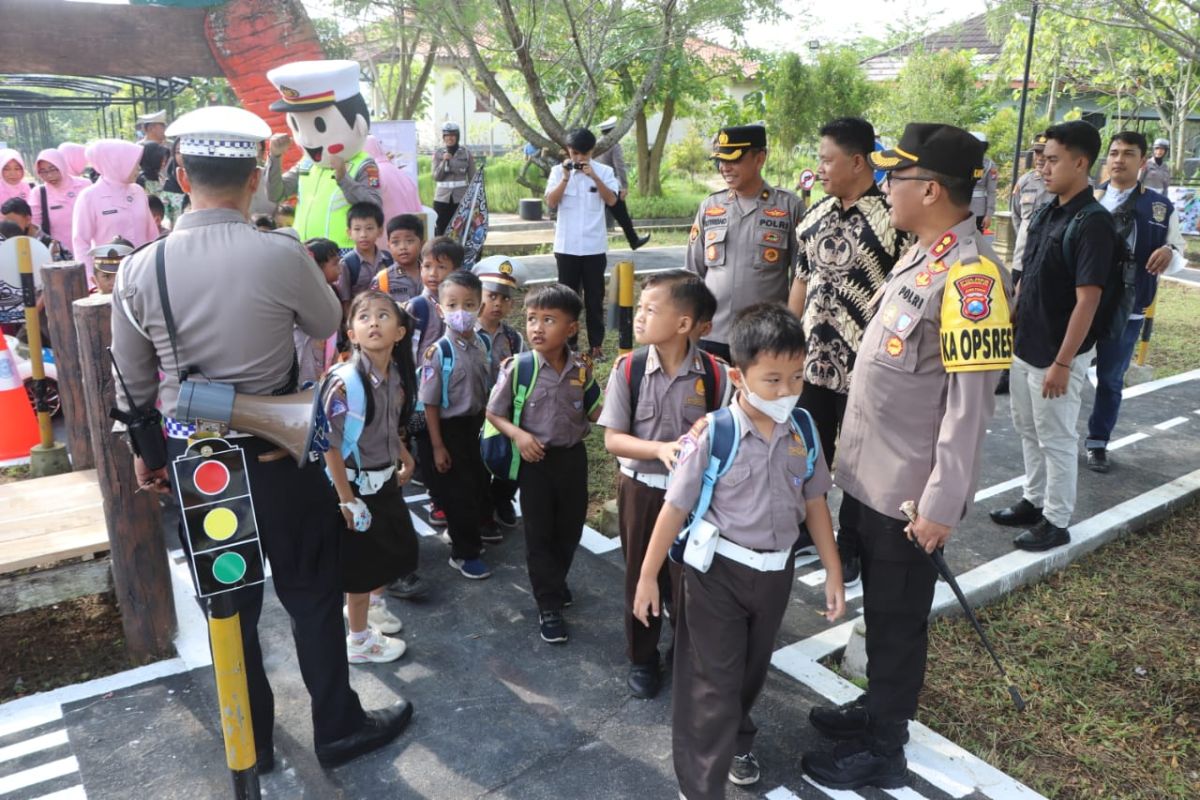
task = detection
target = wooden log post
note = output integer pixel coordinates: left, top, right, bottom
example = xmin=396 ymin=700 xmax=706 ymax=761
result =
xmin=73 ymin=294 xmax=176 ymax=662
xmin=40 ymin=261 xmax=94 ymax=470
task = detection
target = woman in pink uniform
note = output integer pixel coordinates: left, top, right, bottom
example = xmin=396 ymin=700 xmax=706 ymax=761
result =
xmin=58 ymin=143 xmax=90 ymax=179
xmin=0 ymin=149 xmax=31 ymax=207
xmin=71 ymin=140 xmax=158 ymax=281
xmin=365 ymin=135 xmax=422 ymax=247
xmin=29 ymin=149 xmax=91 ymax=259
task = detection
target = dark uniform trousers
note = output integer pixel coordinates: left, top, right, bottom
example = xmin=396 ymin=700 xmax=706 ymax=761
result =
xmin=617 ymin=474 xmax=680 ymax=666
xmin=606 ymin=198 xmax=640 ymax=248
xmin=843 ymin=493 xmax=938 ymax=751
xmin=424 ymin=413 xmax=489 ymax=560
xmin=554 ymin=253 xmax=607 ymax=349
xmin=490 ymin=474 xmax=519 ymax=514
xmin=797 ymin=385 xmax=860 ymax=558
xmin=672 ymin=555 xmax=794 ymax=800
xmin=518 ymin=442 xmax=587 ymax=612
xmin=433 ymin=200 xmax=458 ymax=237
xmin=167 ymin=436 xmax=365 ymax=751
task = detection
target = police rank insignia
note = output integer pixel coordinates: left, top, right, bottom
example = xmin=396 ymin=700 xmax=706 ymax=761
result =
xmin=689 ymin=224 xmax=699 ymax=242
xmin=915 ymin=271 xmax=932 ymax=287
xmin=1152 ymin=202 xmax=1168 ymax=222
xmin=762 ymin=231 xmax=782 ymax=244
xmin=930 ymin=232 xmax=957 ymax=258
xmin=763 ymin=207 xmax=787 ymax=218
xmin=885 ymin=336 xmax=904 ymax=357
xmin=930 ymin=260 xmax=949 ymax=274
xmin=763 ymin=248 xmax=780 ymax=264
xmin=705 ymin=206 xmax=726 ymax=216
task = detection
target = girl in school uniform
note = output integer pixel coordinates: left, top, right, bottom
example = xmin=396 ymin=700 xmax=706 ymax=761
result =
xmin=322 ymin=289 xmax=421 ymax=664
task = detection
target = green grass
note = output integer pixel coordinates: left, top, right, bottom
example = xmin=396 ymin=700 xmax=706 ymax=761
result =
xmin=1142 ymin=280 xmax=1200 ymax=379
xmin=919 ymin=509 xmax=1200 ymax=799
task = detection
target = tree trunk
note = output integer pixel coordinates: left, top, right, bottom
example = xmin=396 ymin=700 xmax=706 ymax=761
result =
xmin=643 ymin=96 xmax=676 ymax=197
xmin=635 ymin=106 xmax=652 ymax=196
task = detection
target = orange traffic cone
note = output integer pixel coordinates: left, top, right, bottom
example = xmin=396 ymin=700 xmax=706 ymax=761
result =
xmin=0 ymin=335 xmax=40 ymax=461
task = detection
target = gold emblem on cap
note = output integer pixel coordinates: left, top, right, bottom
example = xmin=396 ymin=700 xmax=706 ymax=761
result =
xmin=499 ymin=261 xmax=513 ymax=274
xmin=281 ymin=85 xmax=300 ymax=99
xmin=718 ymin=132 xmax=729 ymax=145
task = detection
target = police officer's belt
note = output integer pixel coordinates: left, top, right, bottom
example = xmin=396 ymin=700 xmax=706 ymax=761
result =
xmin=436 ymin=180 xmax=468 ymax=189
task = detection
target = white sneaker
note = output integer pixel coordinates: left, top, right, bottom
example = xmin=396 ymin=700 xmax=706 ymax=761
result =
xmin=344 ymin=602 xmax=403 ymax=635
xmin=346 ymin=629 xmax=407 ymax=664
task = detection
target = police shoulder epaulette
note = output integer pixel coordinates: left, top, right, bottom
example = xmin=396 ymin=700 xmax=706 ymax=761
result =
xmin=423 ymin=344 xmax=439 ymax=361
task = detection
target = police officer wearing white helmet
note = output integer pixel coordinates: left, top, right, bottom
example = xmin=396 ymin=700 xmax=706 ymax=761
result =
xmin=432 ymin=120 xmax=475 ymax=235
xmin=1140 ymin=137 xmax=1172 ymax=194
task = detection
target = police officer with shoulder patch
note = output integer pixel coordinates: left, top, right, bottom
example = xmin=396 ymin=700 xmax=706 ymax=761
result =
xmin=110 ymin=106 xmax=412 ymax=772
xmin=969 ymin=131 xmax=998 ymax=232
xmin=801 ymin=124 xmax=1013 ymax=792
xmin=1009 ymin=133 xmax=1052 ymax=281
xmin=1140 ymin=138 xmax=1172 ymax=195
xmin=684 ymin=124 xmax=805 ymax=362
xmin=432 ymin=121 xmax=475 ymax=235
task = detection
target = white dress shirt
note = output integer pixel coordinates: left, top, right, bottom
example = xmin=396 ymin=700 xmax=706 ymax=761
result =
xmin=546 ymin=161 xmax=620 ymax=256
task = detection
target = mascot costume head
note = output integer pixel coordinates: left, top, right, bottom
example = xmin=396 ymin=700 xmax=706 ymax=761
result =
xmin=266 ymin=59 xmax=375 ymax=247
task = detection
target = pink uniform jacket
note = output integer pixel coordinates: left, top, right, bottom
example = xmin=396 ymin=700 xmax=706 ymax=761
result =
xmin=29 ymin=149 xmax=91 ymax=254
xmin=72 ymin=140 xmax=159 ymax=279
xmin=365 ymin=135 xmax=422 ymax=248
xmin=58 ymin=143 xmax=89 ymax=178
xmin=0 ymin=149 xmax=32 ymax=207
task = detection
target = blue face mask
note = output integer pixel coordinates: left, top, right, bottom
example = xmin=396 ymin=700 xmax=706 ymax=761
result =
xmin=445 ymin=309 xmax=477 ymax=334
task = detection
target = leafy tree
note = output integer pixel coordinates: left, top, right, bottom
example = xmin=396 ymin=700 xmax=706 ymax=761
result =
xmin=667 ymin=128 xmax=711 ymax=182
xmin=334 ymin=0 xmax=439 ymax=120
xmin=869 ymin=47 xmax=990 ymax=140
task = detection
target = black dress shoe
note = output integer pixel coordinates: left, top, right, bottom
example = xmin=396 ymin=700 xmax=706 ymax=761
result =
xmin=628 ymin=662 xmax=662 ymax=699
xmin=256 ymin=743 xmax=275 ymax=774
xmin=994 ymin=370 xmax=1010 ymax=395
xmin=315 ymin=701 xmax=414 ymax=769
xmin=989 ymin=498 xmax=1043 ymax=527
xmin=809 ymin=696 xmax=868 ymax=739
xmin=631 ymin=233 xmax=651 ymax=250
xmin=801 ymin=738 xmax=907 ymax=791
xmin=1086 ymin=448 xmax=1110 ymax=473
xmin=1013 ymin=518 xmax=1070 ymax=552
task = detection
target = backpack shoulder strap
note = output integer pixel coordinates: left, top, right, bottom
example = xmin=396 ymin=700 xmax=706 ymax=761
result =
xmin=699 ymin=351 xmax=722 ymax=411
xmin=344 ymin=251 xmax=363 ymax=286
xmin=436 ymin=337 xmax=455 ymax=408
xmin=683 ymin=408 xmax=739 ymax=535
xmin=511 ymin=351 xmax=539 ymax=427
xmin=624 ymin=346 xmax=650 ymax=426
xmin=376 ymin=267 xmax=389 ymax=294
xmin=408 ymin=295 xmax=430 ymax=333
xmin=477 ymin=329 xmax=493 ymax=360
xmin=1063 ymin=203 xmax=1112 ymax=265
xmin=328 ymin=362 xmax=367 ymax=465
xmin=789 ymin=407 xmax=820 ymax=480
xmin=505 ymin=326 xmax=523 ymax=355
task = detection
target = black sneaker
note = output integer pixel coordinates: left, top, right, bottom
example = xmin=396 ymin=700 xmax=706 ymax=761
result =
xmin=988 ymin=498 xmax=1044 ymax=527
xmin=627 ymin=662 xmax=662 ymax=699
xmin=1086 ymin=447 xmax=1110 ymax=473
xmin=1013 ymin=518 xmax=1070 ymax=551
xmin=539 ymin=610 xmax=568 ymax=643
xmin=727 ymin=752 xmax=760 ymax=786
xmin=494 ymin=500 xmax=517 ymax=527
xmin=631 ymin=233 xmax=652 ymax=251
xmin=563 ymin=586 xmax=574 ymax=608
xmin=841 ymin=553 xmax=861 ymax=589
xmin=480 ymin=524 xmax=503 ymax=544
xmin=994 ymin=370 xmax=1010 ymax=395
xmin=801 ymin=738 xmax=907 ymax=790
xmin=386 ymin=572 xmax=428 ymax=600
xmin=810 ymin=695 xmax=869 ymax=740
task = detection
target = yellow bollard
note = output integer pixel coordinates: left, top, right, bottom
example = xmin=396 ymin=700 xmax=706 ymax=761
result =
xmin=617 ymin=260 xmax=634 ymax=355
xmin=17 ymin=237 xmax=70 ymax=476
xmin=1135 ymin=294 xmax=1158 ymax=367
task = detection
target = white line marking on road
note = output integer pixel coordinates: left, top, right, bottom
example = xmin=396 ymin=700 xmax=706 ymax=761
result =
xmin=0 ymin=706 xmax=61 ymax=741
xmin=884 ymin=788 xmax=932 ymax=800
xmin=1109 ymin=432 xmax=1149 ymax=450
xmin=1154 ymin=416 xmax=1189 ymax=430
xmin=410 ymin=511 xmax=436 ymax=538
xmin=0 ymin=755 xmax=79 ymax=794
xmin=27 ymin=786 xmax=87 ymax=800
xmin=580 ymin=525 xmax=620 ymax=555
xmin=801 ymin=775 xmax=867 ymax=798
xmin=794 ymin=554 xmax=822 ymax=569
xmin=906 ymin=755 xmax=972 ymax=797
xmin=799 ymin=569 xmax=825 ymax=587
xmin=0 ymin=729 xmax=69 ymax=764
xmin=764 ymin=788 xmax=802 ymax=800
xmin=974 ymin=476 xmax=1024 ymax=502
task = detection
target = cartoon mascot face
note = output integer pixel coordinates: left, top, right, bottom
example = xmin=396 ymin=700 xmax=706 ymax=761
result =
xmin=267 ymin=59 xmax=370 ymax=166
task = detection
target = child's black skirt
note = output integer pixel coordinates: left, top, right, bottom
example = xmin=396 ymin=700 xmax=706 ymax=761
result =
xmin=339 ymin=478 xmax=419 ymax=593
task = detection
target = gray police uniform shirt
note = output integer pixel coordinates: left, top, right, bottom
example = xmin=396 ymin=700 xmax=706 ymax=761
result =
xmin=593 ymin=141 xmax=628 ymax=191
xmin=1140 ymin=160 xmax=1171 ymax=195
xmin=266 ymin=153 xmax=383 ymax=210
xmin=111 ymin=208 xmax=341 ymax=419
xmin=1010 ymin=170 xmax=1052 ymax=273
xmin=684 ymin=184 xmax=804 ymax=344
xmin=324 ymin=357 xmax=404 ymax=469
xmin=488 ymin=348 xmax=600 ymax=448
xmin=970 ymin=157 xmax=998 ymax=220
xmin=418 ymin=330 xmax=490 ymax=419
xmin=835 ymin=216 xmax=1012 ymax=526
xmin=432 ymin=147 xmax=475 ymax=203
xmin=597 ymin=342 xmax=725 ymax=476
xmin=664 ymin=396 xmax=833 ymax=552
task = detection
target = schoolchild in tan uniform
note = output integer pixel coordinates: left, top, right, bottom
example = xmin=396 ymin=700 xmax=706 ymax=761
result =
xmin=472 ymin=255 xmax=529 ymax=528
xmin=419 ymin=270 xmax=495 ymax=579
xmin=323 ymin=290 xmax=419 ymax=664
xmin=372 ymin=213 xmax=425 ymax=305
xmin=599 ymin=270 xmax=728 ymax=700
xmin=486 ymin=284 xmax=602 ymax=645
xmin=634 ymin=304 xmax=845 ymax=800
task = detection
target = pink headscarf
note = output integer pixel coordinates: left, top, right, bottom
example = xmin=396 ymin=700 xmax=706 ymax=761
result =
xmin=29 ymin=148 xmax=91 ymax=251
xmin=365 ymin=135 xmax=422 ymax=247
xmin=72 ymin=140 xmax=158 ymax=280
xmin=0 ymin=148 xmax=31 ymax=206
xmin=58 ymin=143 xmax=89 ymax=178
xmin=85 ymin=140 xmax=143 ymax=186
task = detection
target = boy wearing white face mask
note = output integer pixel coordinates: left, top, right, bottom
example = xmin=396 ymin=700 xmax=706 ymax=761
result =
xmin=633 ymin=303 xmax=845 ymax=799
xmin=419 ymin=270 xmax=496 ymax=579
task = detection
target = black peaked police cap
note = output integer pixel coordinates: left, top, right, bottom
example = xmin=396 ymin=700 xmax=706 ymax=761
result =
xmin=869 ymin=123 xmax=985 ymax=181
xmin=711 ymin=125 xmax=767 ymax=162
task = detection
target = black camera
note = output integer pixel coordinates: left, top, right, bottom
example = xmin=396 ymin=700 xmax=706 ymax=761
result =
xmin=564 ymin=161 xmax=585 ymax=171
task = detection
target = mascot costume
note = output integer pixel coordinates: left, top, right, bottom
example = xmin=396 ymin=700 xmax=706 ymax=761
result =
xmin=265 ymin=59 xmax=381 ymax=250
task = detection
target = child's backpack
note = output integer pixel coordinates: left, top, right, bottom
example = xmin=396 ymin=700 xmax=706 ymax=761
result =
xmin=324 ymin=360 xmax=369 ymax=466
xmin=479 ymin=351 xmax=539 ymax=480
xmin=667 ymin=406 xmax=819 ymax=567
xmin=415 ymin=334 xmax=493 ymax=412
xmin=622 ymin=346 xmax=726 ymax=425
xmin=344 ymin=251 xmax=365 ymax=288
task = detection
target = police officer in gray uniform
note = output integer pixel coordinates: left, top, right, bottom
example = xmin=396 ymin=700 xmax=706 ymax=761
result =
xmin=594 ymin=116 xmax=650 ymax=250
xmin=969 ymin=131 xmax=998 ymax=232
xmin=432 ymin=121 xmax=475 ymax=235
xmin=1010 ymin=133 xmax=1052 ymax=280
xmin=1140 ymin=138 xmax=1172 ymax=194
xmin=110 ymin=107 xmax=412 ymax=771
xmin=684 ymin=124 xmax=805 ymax=362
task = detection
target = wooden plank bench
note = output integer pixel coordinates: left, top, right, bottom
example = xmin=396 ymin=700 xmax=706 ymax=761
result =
xmin=0 ymin=469 xmax=113 ymax=615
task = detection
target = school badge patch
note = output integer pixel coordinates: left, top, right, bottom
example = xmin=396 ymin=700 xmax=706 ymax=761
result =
xmin=1152 ymin=202 xmax=1168 ymax=223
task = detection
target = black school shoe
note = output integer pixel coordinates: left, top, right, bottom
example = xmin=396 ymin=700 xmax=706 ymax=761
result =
xmin=494 ymin=499 xmax=517 ymax=527
xmin=539 ymin=610 xmax=568 ymax=644
xmin=480 ymin=524 xmax=504 ymax=544
xmin=802 ymin=738 xmax=907 ymax=791
xmin=1086 ymin=447 xmax=1110 ymax=473
xmin=1013 ymin=518 xmax=1071 ymax=552
xmin=809 ymin=696 xmax=911 ymax=744
xmin=841 ymin=553 xmax=861 ymax=589
xmin=315 ymin=700 xmax=414 ymax=769
xmin=387 ymin=572 xmax=428 ymax=600
xmin=627 ymin=662 xmax=662 ymax=699
xmin=988 ymin=498 xmax=1043 ymax=527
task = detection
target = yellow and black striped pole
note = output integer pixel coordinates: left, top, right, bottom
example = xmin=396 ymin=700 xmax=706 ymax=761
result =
xmin=1135 ymin=294 xmax=1158 ymax=367
xmin=617 ymin=260 xmax=635 ymax=356
xmin=209 ymin=592 xmax=260 ymax=799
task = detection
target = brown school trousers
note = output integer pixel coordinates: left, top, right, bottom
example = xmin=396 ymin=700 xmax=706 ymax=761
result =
xmin=617 ymin=473 xmax=681 ymax=666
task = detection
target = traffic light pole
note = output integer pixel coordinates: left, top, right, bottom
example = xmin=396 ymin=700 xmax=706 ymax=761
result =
xmin=208 ymin=592 xmax=261 ymax=800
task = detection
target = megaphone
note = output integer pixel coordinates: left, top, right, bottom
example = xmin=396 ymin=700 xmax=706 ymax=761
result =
xmin=176 ymin=380 xmax=321 ymax=466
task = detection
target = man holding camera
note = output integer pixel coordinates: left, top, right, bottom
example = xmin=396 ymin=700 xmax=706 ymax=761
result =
xmin=545 ymin=127 xmax=620 ymax=360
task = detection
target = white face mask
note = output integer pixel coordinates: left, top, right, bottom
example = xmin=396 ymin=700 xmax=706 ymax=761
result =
xmin=743 ymin=389 xmax=799 ymax=424
xmin=445 ymin=309 xmax=477 ymax=334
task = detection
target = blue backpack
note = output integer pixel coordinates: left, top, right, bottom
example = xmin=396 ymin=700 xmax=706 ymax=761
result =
xmin=668 ymin=406 xmax=819 ymax=565
xmin=324 ymin=361 xmax=369 ymax=468
xmin=479 ymin=351 xmax=539 ymax=480
xmin=414 ymin=334 xmax=494 ymax=411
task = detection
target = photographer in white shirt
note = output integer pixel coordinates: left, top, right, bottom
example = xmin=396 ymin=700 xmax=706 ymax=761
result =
xmin=545 ymin=127 xmax=620 ymax=360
